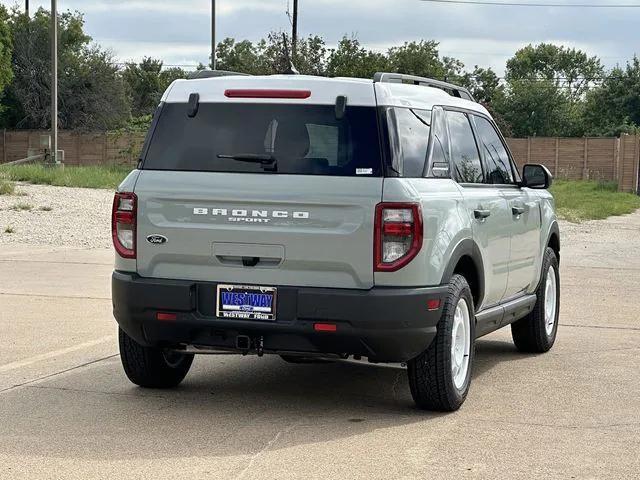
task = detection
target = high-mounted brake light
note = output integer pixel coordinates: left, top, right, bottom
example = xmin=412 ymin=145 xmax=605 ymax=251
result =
xmin=112 ymin=192 xmax=137 ymax=259
xmin=374 ymin=203 xmax=423 ymax=272
xmin=224 ymin=89 xmax=311 ymax=99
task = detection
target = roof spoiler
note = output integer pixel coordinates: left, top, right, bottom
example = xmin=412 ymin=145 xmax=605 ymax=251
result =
xmin=373 ymin=72 xmax=475 ymax=102
xmin=188 ymin=70 xmax=252 ymax=80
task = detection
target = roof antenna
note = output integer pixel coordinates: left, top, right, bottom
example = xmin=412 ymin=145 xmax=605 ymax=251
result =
xmin=281 ymin=32 xmax=299 ymax=75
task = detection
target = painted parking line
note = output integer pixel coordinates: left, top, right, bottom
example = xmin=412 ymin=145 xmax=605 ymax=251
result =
xmin=0 ymin=335 xmax=115 ymax=373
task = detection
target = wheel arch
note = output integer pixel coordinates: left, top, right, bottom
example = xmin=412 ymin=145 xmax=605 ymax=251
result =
xmin=547 ymin=221 xmax=560 ymax=264
xmin=441 ymin=239 xmax=485 ymax=310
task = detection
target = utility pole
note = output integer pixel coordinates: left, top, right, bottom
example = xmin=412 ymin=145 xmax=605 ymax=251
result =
xmin=211 ymin=0 xmax=216 ymax=70
xmin=25 ymin=0 xmax=29 ymax=17
xmin=51 ymin=0 xmax=58 ymax=163
xmin=291 ymin=0 xmax=298 ymax=59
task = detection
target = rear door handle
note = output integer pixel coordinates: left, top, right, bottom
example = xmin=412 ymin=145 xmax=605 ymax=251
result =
xmin=512 ymin=206 xmax=525 ymax=216
xmin=474 ymin=209 xmax=491 ymax=220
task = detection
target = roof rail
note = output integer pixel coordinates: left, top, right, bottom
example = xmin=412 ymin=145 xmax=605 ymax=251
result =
xmin=373 ymin=72 xmax=475 ymax=102
xmin=188 ymin=70 xmax=251 ymax=80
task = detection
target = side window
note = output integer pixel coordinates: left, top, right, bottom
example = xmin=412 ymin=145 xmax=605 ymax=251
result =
xmin=426 ymin=107 xmax=450 ymax=178
xmin=447 ymin=111 xmax=483 ymax=184
xmin=392 ymin=108 xmax=431 ymax=177
xmin=474 ymin=116 xmax=514 ymax=185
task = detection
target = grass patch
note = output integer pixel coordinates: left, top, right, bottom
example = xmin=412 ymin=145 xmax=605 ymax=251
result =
xmin=0 ymin=165 xmax=133 ymax=190
xmin=0 ymin=180 xmax=15 ymax=195
xmin=10 ymin=202 xmax=33 ymax=211
xmin=4 ymin=226 xmax=15 ymax=234
xmin=550 ymin=180 xmax=640 ymax=222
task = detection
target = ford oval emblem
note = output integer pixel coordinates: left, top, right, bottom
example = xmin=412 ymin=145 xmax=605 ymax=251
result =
xmin=146 ymin=234 xmax=168 ymax=245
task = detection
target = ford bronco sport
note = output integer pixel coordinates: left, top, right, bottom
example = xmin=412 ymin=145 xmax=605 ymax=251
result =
xmin=112 ymin=71 xmax=560 ymax=411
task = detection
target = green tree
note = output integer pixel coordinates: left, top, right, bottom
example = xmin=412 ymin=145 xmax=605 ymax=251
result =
xmin=258 ymin=32 xmax=291 ymax=74
xmin=215 ymin=38 xmax=265 ymax=74
xmin=461 ymin=66 xmax=503 ymax=105
xmin=160 ymin=67 xmax=188 ymax=87
xmin=1 ymin=8 xmax=129 ymax=130
xmin=506 ymin=43 xmax=603 ymax=100
xmin=582 ymin=57 xmax=640 ymax=136
xmin=326 ymin=36 xmax=389 ymax=78
xmin=387 ymin=40 xmax=458 ymax=80
xmin=214 ymin=33 xmax=290 ymax=75
xmin=293 ymin=35 xmax=327 ymax=76
xmin=259 ymin=32 xmax=327 ymax=75
xmin=122 ymin=58 xmax=163 ymax=117
xmin=496 ymin=43 xmax=603 ymax=137
xmin=495 ymin=79 xmax=580 ymax=137
xmin=122 ymin=58 xmax=186 ymax=118
xmin=0 ymin=5 xmax=13 ymax=97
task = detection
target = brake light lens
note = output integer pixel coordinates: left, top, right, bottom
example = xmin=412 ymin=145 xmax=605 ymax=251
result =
xmin=224 ymin=89 xmax=311 ymax=99
xmin=374 ymin=203 xmax=423 ymax=272
xmin=112 ymin=192 xmax=137 ymax=259
xmin=314 ymin=323 xmax=337 ymax=332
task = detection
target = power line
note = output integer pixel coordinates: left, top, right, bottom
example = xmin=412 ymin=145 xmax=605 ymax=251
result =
xmin=420 ymin=0 xmax=640 ymax=7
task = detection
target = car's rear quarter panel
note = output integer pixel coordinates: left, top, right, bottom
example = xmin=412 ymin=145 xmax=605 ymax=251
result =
xmin=376 ymin=178 xmax=469 ymax=287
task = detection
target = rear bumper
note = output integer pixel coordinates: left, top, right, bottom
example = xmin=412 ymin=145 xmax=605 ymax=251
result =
xmin=112 ymin=271 xmax=447 ymax=363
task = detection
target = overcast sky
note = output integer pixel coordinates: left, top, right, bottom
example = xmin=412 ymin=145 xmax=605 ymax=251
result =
xmin=2 ymin=0 xmax=639 ymax=75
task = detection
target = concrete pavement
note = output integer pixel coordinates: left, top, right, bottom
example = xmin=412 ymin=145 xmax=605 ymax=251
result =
xmin=1 ymin=213 xmax=639 ymax=479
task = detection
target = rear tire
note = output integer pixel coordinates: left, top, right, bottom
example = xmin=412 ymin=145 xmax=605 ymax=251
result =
xmin=511 ymin=247 xmax=560 ymax=353
xmin=407 ymin=274 xmax=475 ymax=412
xmin=118 ymin=328 xmax=194 ymax=388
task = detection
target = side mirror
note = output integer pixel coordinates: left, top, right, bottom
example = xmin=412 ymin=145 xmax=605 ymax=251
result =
xmin=521 ymin=164 xmax=552 ymax=189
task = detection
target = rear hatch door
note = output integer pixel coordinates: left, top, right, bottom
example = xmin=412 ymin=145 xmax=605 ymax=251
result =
xmin=134 ymin=79 xmax=384 ymax=289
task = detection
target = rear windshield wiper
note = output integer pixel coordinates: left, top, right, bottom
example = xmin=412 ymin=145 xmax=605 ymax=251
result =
xmin=217 ymin=153 xmax=277 ymax=171
xmin=217 ymin=153 xmax=275 ymax=163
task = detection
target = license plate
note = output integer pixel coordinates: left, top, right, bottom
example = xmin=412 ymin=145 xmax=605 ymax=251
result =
xmin=216 ymin=284 xmax=277 ymax=321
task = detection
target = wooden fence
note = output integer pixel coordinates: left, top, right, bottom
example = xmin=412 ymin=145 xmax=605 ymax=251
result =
xmin=0 ymin=130 xmax=145 ymax=168
xmin=506 ymin=136 xmax=640 ymax=193
xmin=1 ymin=130 xmax=639 ymax=193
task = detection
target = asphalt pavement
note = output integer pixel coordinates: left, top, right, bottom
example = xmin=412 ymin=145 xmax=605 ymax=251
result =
xmin=1 ymin=213 xmax=639 ymax=479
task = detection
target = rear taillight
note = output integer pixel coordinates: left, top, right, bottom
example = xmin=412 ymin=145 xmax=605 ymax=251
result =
xmin=112 ymin=192 xmax=137 ymax=259
xmin=374 ymin=203 xmax=423 ymax=272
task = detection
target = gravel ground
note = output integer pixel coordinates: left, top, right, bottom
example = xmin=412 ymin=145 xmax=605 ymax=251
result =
xmin=0 ymin=183 xmax=113 ymax=248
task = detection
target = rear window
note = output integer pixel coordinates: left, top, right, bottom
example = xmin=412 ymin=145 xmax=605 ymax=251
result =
xmin=142 ymin=103 xmax=383 ymax=176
